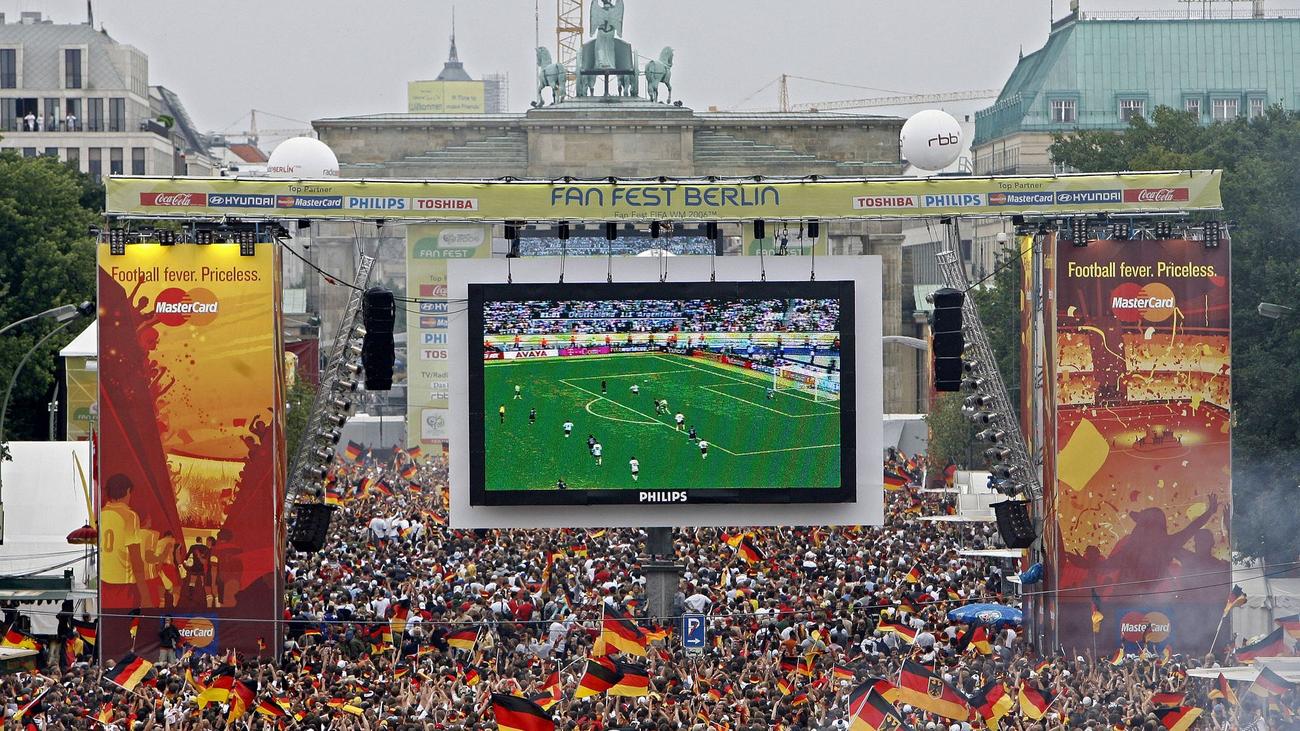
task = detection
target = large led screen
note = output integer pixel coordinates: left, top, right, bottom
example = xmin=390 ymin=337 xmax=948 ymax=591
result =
xmin=467 ymin=281 xmax=855 ymax=506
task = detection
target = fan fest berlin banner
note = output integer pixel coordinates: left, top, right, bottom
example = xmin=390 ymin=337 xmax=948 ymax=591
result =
xmin=98 ymin=243 xmax=284 ymax=661
xmin=1053 ymin=239 xmax=1230 ymax=654
xmin=406 ymin=224 xmax=493 ymax=449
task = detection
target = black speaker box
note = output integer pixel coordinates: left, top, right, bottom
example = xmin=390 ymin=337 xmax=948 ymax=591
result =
xmin=992 ymin=499 xmax=1036 ymax=549
xmin=290 ymin=503 xmax=336 ymax=553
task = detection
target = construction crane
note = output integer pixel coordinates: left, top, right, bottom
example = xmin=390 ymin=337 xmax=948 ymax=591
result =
xmin=766 ymin=74 xmax=1000 ymax=113
xmin=216 ymin=109 xmax=313 ymax=150
xmin=556 ymin=0 xmax=585 ymax=96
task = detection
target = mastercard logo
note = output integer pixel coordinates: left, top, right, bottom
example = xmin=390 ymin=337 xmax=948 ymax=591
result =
xmin=173 ymin=617 xmax=217 ymax=649
xmin=1110 ymin=282 xmax=1175 ymax=323
xmin=153 ymin=287 xmax=219 ymax=327
xmin=1119 ymin=610 xmax=1171 ymax=644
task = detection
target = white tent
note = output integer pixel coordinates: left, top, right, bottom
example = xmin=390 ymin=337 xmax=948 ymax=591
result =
xmin=58 ymin=320 xmax=97 ymax=358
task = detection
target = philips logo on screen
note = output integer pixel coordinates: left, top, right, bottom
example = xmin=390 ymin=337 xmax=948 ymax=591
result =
xmin=639 ymin=491 xmax=688 ymax=503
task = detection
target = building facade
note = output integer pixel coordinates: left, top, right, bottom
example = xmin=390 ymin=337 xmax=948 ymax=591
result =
xmin=966 ymin=7 xmax=1300 ymax=272
xmin=0 ymin=11 xmax=212 ymax=178
xmin=312 ymin=104 xmax=929 ymax=411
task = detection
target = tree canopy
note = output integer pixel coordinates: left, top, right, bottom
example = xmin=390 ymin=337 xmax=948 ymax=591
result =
xmin=1050 ymin=105 xmax=1300 ymax=562
xmin=0 ymin=152 xmax=101 ymax=444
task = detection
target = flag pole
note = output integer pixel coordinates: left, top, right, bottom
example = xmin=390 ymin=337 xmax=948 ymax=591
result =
xmin=1209 ymin=612 xmax=1227 ymax=659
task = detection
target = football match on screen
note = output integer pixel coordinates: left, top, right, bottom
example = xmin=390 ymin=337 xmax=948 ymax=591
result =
xmin=469 ymin=282 xmax=856 ymax=505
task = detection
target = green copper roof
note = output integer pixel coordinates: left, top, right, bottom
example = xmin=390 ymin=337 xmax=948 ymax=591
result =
xmin=975 ymin=13 xmax=1300 ymax=145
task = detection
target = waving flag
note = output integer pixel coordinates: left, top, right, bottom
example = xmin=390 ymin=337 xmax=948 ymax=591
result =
xmin=1090 ymin=589 xmax=1104 ymax=634
xmin=1224 ymin=585 xmax=1247 ymax=617
xmin=849 ymin=688 xmax=912 ymax=731
xmin=1249 ymin=666 xmax=1295 ymax=697
xmin=491 ymin=693 xmax=555 ymax=731
xmin=575 ymin=657 xmax=622 ymax=699
xmin=1208 ymin=673 xmax=1238 ymax=705
xmin=968 ymin=682 xmax=1013 ymax=730
xmin=895 ymin=660 xmax=970 ymax=720
xmin=601 ymin=606 xmax=648 ymax=657
xmin=1236 ymin=627 xmax=1287 ymax=662
xmin=1276 ymin=614 xmax=1300 ymax=640
xmin=106 ymin=653 xmax=154 ymax=692
xmin=607 ymin=659 xmax=649 ymax=697
xmin=1017 ymin=684 xmax=1053 ymax=721
xmin=1153 ymin=706 xmax=1201 ymax=731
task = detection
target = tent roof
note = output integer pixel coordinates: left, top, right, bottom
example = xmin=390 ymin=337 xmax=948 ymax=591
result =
xmin=59 ymin=320 xmax=97 ymax=358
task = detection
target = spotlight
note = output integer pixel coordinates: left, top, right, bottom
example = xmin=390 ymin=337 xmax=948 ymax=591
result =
xmin=1070 ymin=218 xmax=1089 ymax=247
xmin=985 ymin=447 xmax=1012 ymax=462
xmin=109 ymin=241 xmax=126 ymax=256
xmin=240 ymin=240 xmax=256 ymax=257
xmin=975 ymin=411 xmax=1001 ymax=425
xmin=352 ymin=325 xmax=368 ymax=339
xmin=1203 ymin=221 xmax=1221 ymax=248
xmin=1111 ymin=222 xmax=1131 ymax=240
xmin=342 ymin=362 xmax=362 ymax=376
xmin=1154 ymin=220 xmax=1172 ymax=239
xmin=961 ymin=377 xmax=985 ymax=392
xmin=302 ymin=464 xmax=329 ymax=481
xmin=992 ymin=464 xmax=1019 ymax=480
xmin=195 ymin=229 xmax=213 ymax=245
xmin=329 ymin=398 xmax=353 ymax=414
xmin=158 ymin=229 xmax=176 ymax=246
xmin=976 ymin=428 xmax=1006 ymax=444
xmin=314 ymin=447 xmax=334 ymax=463
xmin=317 ymin=429 xmax=342 ymax=445
xmin=962 ymin=360 xmax=980 ymax=374
xmin=333 ymin=378 xmax=359 ymax=393
xmin=347 ymin=343 xmax=363 ymax=358
xmin=964 ymin=394 xmax=994 ymax=409
xmin=324 ymin=413 xmax=348 ymax=428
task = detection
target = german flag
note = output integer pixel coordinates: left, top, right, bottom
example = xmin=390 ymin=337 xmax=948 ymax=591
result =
xmin=255 ymin=699 xmax=288 ymax=719
xmin=196 ymin=667 xmax=236 ymax=707
xmin=1150 ymin=692 xmax=1185 ymax=708
xmin=14 ymin=686 xmax=51 ymax=723
xmin=1153 ymin=706 xmax=1201 ymax=731
xmin=849 ymin=677 xmax=902 ymax=707
xmin=736 ymin=535 xmax=764 ymax=563
xmin=357 ymin=477 xmax=373 ymax=496
xmin=570 ymin=544 xmax=589 ymax=557
xmin=1224 ymin=585 xmax=1247 ymax=617
xmin=225 ymin=681 xmax=255 ymax=722
xmin=106 ymin=652 xmax=154 ymax=692
xmin=1033 ymin=658 xmax=1051 ymax=674
xmin=644 ymin=625 xmax=669 ymax=643
xmin=400 ymin=462 xmax=418 ymax=480
xmin=903 ymin=564 xmax=922 ymax=584
xmin=374 ymin=480 xmax=394 ymax=497
xmin=72 ymin=618 xmax=97 ymax=646
xmin=1207 ymin=673 xmax=1238 ymax=705
xmin=1237 ymin=627 xmax=1287 ymax=662
xmin=95 ymin=703 xmax=114 ymax=724
xmin=876 ymin=619 xmax=916 ymax=644
xmin=128 ymin=609 xmax=140 ymax=640
xmin=2 ymin=626 xmax=41 ymax=651
xmin=776 ymin=677 xmax=794 ymax=696
xmin=1107 ymin=647 xmax=1125 ymax=666
xmin=1090 ymin=589 xmax=1104 ymax=634
xmin=447 ymin=626 xmax=479 ymax=652
xmin=407 ymin=483 xmax=423 ymax=495
xmin=779 ymin=656 xmax=798 ymax=674
xmin=1249 ymin=666 xmax=1295 ymax=697
xmin=344 ymin=441 xmax=364 ymax=461
xmin=408 ymin=445 xmax=424 ymax=459
xmin=789 ymin=692 xmax=810 ymax=708
xmin=528 ymin=690 xmax=561 ymax=711
xmin=895 ymin=660 xmax=970 ymax=720
xmin=796 ymin=655 xmax=815 ymax=678
xmin=884 ymin=469 xmax=908 ymax=491
xmin=968 ymin=682 xmax=1013 ymax=730
xmin=956 ymin=625 xmax=991 ymax=655
xmin=601 ymin=606 xmax=648 ymax=657
xmin=1017 ymin=683 xmax=1053 ymax=721
xmin=608 ymin=659 xmax=649 ymax=697
xmin=833 ymin=666 xmax=856 ymax=681
xmin=391 ymin=600 xmax=410 ymax=636
xmin=848 ymin=688 xmax=910 ymax=731
xmin=720 ymin=531 xmax=746 ymax=548
xmin=575 ymin=657 xmax=623 ymax=698
xmin=324 ymin=488 xmax=343 ymax=506
xmin=897 ymin=595 xmax=920 ymax=615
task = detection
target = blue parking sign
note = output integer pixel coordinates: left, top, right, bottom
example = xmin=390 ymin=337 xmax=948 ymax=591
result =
xmin=682 ymin=613 xmax=706 ymax=651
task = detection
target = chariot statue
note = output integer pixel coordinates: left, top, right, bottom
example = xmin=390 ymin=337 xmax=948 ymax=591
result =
xmin=575 ymin=0 xmax=639 ymax=97
xmin=535 ymin=47 xmax=567 ymax=107
xmin=644 ymin=47 xmax=674 ymax=103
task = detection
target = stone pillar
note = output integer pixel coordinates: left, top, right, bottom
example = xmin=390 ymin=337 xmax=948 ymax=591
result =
xmin=644 ymin=527 xmax=681 ymax=624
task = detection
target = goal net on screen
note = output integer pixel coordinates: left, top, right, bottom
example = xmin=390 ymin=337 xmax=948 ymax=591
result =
xmin=771 ymin=366 xmax=839 ymax=403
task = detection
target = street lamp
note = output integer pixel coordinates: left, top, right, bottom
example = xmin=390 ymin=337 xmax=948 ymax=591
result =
xmin=1258 ymin=302 xmax=1294 ymax=319
xmin=0 ymin=301 xmax=94 ymax=545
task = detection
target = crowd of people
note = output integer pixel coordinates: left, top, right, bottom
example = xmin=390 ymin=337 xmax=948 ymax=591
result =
xmin=484 ymin=299 xmax=840 ymax=337
xmin=0 ymin=450 xmax=1291 ymax=729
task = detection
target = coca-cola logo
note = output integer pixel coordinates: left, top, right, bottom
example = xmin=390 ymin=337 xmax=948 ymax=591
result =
xmin=140 ymin=192 xmax=208 ymax=207
xmin=1122 ymin=188 xmax=1190 ymax=203
xmin=153 ymin=287 xmax=219 ymax=327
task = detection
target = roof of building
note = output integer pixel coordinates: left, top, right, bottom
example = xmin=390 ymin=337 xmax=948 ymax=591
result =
xmin=150 ymin=85 xmax=208 ymax=157
xmin=0 ymin=15 xmax=139 ymax=92
xmin=435 ymin=22 xmax=473 ymax=81
xmin=227 ymin=142 xmax=269 ymax=163
xmin=974 ymin=12 xmax=1300 ymax=145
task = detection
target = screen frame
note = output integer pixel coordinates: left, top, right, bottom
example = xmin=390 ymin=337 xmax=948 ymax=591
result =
xmin=467 ymin=279 xmax=857 ymax=506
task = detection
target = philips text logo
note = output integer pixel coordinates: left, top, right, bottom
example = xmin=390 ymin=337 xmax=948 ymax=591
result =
xmin=639 ymin=491 xmax=688 ymax=503
xmin=921 ymin=194 xmax=985 ymax=208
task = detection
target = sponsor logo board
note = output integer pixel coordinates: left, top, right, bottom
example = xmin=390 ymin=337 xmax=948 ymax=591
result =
xmin=140 ymin=192 xmax=208 ymax=207
xmin=1123 ymin=188 xmax=1190 ymax=203
xmin=153 ymin=287 xmax=219 ymax=326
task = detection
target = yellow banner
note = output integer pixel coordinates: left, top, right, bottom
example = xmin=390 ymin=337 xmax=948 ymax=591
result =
xmin=406 ymin=224 xmax=493 ymax=448
xmin=106 ymin=171 xmax=1222 ymax=222
xmin=407 ymin=80 xmax=486 ymax=113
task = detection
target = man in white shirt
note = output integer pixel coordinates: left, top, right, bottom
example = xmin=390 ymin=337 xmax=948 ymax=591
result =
xmin=629 ymin=456 xmax=639 ymax=481
xmin=683 ymin=591 xmax=711 ymax=614
xmin=367 ymin=515 xmax=390 ymax=545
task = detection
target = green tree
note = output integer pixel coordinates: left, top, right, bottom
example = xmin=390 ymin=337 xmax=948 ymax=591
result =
xmin=1051 ymin=105 xmax=1300 ymax=562
xmin=0 ymin=152 xmax=101 ymax=442
xmin=970 ymin=249 xmax=1024 ymax=424
xmin=284 ymin=377 xmax=319 ymax=459
xmin=925 ymin=392 xmax=977 ymax=474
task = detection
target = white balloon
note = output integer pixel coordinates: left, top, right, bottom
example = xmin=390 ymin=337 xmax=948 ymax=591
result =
xmin=899 ymin=110 xmax=964 ymax=172
xmin=267 ymin=137 xmax=340 ymax=178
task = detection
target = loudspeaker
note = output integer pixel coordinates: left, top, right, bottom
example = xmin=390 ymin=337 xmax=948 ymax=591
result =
xmin=753 ymin=219 xmax=766 ymax=240
xmin=362 ymin=287 xmax=396 ymax=390
xmin=289 ymin=503 xmax=336 ymax=553
xmin=992 ymin=499 xmax=1036 ymax=549
xmin=929 ymin=287 xmax=965 ymax=391
xmin=807 ymin=220 xmax=820 ymax=239
xmin=605 ymin=221 xmax=618 ymax=241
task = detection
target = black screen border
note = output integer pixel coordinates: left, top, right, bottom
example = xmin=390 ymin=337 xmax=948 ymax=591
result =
xmin=467 ymin=279 xmax=857 ymax=507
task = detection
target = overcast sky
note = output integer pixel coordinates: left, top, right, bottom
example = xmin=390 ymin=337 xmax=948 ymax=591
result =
xmin=0 ymin=0 xmax=1246 ymax=138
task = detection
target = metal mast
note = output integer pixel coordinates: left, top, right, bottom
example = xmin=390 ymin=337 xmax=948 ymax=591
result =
xmin=556 ymin=0 xmax=585 ymax=97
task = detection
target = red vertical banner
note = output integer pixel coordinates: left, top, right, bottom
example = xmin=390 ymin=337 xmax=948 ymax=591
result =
xmin=97 ymin=243 xmax=284 ymax=661
xmin=1052 ymin=239 xmax=1230 ymax=655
